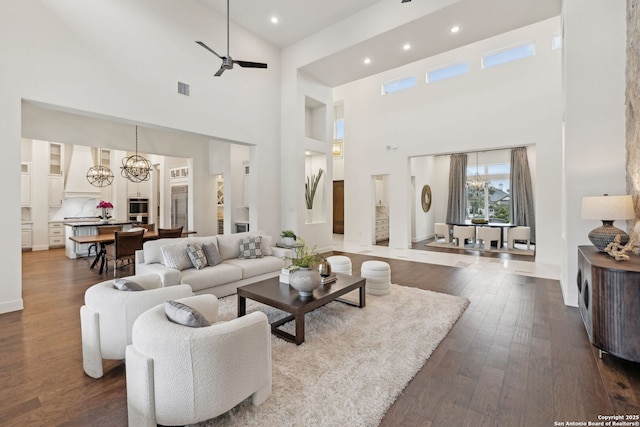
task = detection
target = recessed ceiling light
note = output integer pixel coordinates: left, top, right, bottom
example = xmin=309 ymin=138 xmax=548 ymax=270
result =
xmin=270 ymin=16 xmax=279 ymax=24
xmin=363 ymin=58 xmax=371 ymax=65
xmin=403 ymin=43 xmax=411 ymax=51
xmin=450 ymin=25 xmax=461 ymax=33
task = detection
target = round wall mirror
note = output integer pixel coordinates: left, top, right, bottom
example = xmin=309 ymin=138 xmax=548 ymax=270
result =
xmin=421 ymin=185 xmax=432 ymax=212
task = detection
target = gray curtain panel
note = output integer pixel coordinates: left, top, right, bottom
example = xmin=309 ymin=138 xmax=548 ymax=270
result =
xmin=446 ymin=153 xmax=468 ymax=224
xmin=510 ymin=147 xmax=536 ymax=243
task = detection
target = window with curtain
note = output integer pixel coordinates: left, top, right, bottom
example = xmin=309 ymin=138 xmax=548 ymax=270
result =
xmin=509 ymin=146 xmax=536 ymax=242
xmin=465 ymin=153 xmax=511 ymax=222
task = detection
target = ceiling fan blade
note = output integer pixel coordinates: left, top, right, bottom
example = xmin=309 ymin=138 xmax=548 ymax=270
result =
xmin=214 ymin=66 xmax=226 ymax=77
xmin=196 ymin=41 xmax=223 ymax=59
xmin=234 ymin=60 xmax=268 ymax=69
xmin=401 ymin=0 xmax=412 ymax=3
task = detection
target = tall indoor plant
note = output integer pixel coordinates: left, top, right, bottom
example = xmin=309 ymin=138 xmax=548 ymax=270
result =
xmin=305 ymin=168 xmax=324 ymax=223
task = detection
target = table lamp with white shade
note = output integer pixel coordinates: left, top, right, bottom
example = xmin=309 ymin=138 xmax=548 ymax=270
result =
xmin=581 ymin=194 xmax=636 ymax=251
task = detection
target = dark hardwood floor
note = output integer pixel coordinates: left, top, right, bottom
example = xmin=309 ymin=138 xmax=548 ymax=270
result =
xmin=2 ymin=248 xmax=640 ymax=426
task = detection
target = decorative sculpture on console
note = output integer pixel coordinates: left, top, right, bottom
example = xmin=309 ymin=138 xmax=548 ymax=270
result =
xmin=604 ymin=222 xmax=640 ymax=261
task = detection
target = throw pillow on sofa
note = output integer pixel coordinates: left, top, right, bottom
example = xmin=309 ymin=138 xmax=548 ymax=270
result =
xmin=161 ymin=242 xmax=193 ymax=270
xmin=186 ymin=243 xmax=208 ymax=270
xmin=239 ymin=236 xmax=263 ymax=259
xmin=202 ymin=241 xmax=222 ymax=266
xmin=256 ymin=234 xmax=274 ymax=256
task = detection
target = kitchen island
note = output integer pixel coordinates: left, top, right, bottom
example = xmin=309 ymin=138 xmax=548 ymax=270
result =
xmin=64 ymin=220 xmax=134 ymax=259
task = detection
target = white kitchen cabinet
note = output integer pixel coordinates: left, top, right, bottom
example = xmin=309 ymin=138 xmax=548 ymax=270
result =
xmin=127 ymin=180 xmax=150 ymax=198
xmin=49 ymin=222 xmax=65 ymax=248
xmin=375 ymin=217 xmax=389 ymax=242
xmin=49 ymin=175 xmax=63 ymax=207
xmin=21 ymin=169 xmax=31 ymax=207
xmin=21 ymin=224 xmax=32 ymax=250
xmin=49 ymin=143 xmax=63 ymax=175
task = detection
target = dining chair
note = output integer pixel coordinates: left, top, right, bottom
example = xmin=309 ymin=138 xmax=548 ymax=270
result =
xmin=104 ymin=230 xmax=145 ymax=277
xmin=453 ymin=225 xmax=475 ymax=248
xmin=139 ymin=223 xmax=155 ymax=232
xmin=88 ymin=225 xmax=122 ymax=259
xmin=508 ymin=226 xmax=531 ymax=250
xmin=434 ymin=223 xmax=451 ymax=243
xmin=477 ymin=226 xmax=501 ymax=250
xmin=157 ymin=226 xmax=183 ymax=238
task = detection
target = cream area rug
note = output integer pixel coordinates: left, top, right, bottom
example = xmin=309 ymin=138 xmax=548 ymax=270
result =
xmin=192 ymin=284 xmax=469 ymax=427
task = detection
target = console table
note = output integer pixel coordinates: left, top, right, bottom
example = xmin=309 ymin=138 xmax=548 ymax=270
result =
xmin=577 ymin=245 xmax=640 ymax=362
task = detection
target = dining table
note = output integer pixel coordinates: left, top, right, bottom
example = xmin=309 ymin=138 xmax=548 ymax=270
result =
xmin=69 ymin=230 xmax=197 ymax=274
xmin=447 ymin=221 xmax=514 ymax=248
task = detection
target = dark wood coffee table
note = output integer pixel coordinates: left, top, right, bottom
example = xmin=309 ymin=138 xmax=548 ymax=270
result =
xmin=237 ymin=273 xmax=366 ymax=345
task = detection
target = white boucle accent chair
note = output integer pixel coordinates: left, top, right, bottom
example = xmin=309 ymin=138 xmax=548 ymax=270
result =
xmin=126 ymin=294 xmax=272 ymax=427
xmin=80 ymin=274 xmax=193 ymax=379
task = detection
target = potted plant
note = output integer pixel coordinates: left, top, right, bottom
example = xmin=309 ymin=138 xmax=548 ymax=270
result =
xmin=305 ymin=168 xmax=324 ymax=223
xmin=286 ymin=238 xmax=324 ymax=297
xmin=280 ymin=230 xmax=297 ymax=246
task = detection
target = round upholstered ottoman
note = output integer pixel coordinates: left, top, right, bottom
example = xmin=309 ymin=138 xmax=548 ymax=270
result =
xmin=361 ymin=260 xmax=391 ymax=295
xmin=326 ymin=255 xmax=352 ymax=275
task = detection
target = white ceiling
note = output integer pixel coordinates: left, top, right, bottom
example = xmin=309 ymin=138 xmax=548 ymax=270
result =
xmin=200 ymin=0 xmax=562 ymax=87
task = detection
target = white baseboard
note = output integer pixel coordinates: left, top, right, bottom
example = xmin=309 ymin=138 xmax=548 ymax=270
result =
xmin=32 ymin=245 xmax=49 ymax=251
xmin=0 ymin=298 xmax=24 ymax=314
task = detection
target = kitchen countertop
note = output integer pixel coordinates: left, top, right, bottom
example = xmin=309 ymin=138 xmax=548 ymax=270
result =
xmin=63 ymin=220 xmax=133 ymax=227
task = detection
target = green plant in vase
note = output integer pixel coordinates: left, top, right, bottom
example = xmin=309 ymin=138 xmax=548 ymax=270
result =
xmin=280 ymin=230 xmax=297 ymax=246
xmin=286 ymin=239 xmax=324 ymax=271
xmin=285 ymin=238 xmax=325 ymax=297
xmin=305 ymin=168 xmax=324 ymax=210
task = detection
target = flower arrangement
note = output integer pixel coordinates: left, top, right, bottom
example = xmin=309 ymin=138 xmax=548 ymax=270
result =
xmin=97 ymin=200 xmax=113 ymax=220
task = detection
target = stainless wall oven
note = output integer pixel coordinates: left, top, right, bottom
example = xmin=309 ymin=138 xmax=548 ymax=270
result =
xmin=128 ymin=198 xmax=149 ymax=224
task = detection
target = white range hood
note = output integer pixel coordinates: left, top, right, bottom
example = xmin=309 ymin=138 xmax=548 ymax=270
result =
xmin=63 ymin=145 xmax=102 ymax=198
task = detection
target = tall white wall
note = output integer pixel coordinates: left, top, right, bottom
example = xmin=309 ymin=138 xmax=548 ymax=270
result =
xmin=334 ymin=18 xmax=562 ymax=260
xmin=561 ymin=0 xmax=627 ymax=306
xmin=0 ymin=0 xmax=281 ymax=313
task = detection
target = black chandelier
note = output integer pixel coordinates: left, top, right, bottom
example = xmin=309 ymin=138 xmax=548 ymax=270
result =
xmin=121 ymin=126 xmax=151 ymax=183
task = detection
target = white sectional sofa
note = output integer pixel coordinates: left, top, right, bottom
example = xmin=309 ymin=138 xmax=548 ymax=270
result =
xmin=135 ymin=232 xmax=291 ymax=298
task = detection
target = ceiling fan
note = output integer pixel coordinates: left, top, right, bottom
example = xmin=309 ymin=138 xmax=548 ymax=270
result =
xmin=196 ymin=0 xmax=267 ymax=77
xmin=401 ymin=0 xmax=412 ymax=3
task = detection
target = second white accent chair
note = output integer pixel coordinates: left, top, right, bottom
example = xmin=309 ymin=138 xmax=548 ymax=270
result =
xmin=126 ymin=294 xmax=272 ymax=427
xmin=453 ymin=225 xmax=475 ymax=248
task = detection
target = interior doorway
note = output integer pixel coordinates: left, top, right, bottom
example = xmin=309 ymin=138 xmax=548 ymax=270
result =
xmin=333 ymin=180 xmax=344 ymax=234
xmin=373 ymin=175 xmax=389 ymax=245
